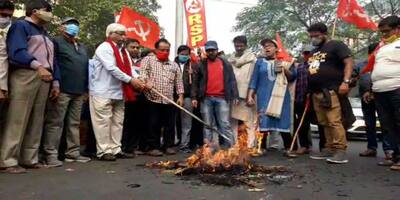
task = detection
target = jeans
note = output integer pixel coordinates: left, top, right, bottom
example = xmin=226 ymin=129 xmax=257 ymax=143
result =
xmin=180 ymin=98 xmax=193 ymax=149
xmin=374 ymin=88 xmax=400 ymax=157
xmin=361 ymin=99 xmax=393 ymax=152
xmin=200 ymin=96 xmax=235 ymax=147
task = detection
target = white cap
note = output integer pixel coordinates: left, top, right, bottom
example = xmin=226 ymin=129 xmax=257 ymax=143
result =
xmin=106 ymin=23 xmax=127 ymax=37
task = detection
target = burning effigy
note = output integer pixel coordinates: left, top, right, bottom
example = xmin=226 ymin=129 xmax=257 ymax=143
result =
xmin=143 ymin=129 xmax=294 ymax=189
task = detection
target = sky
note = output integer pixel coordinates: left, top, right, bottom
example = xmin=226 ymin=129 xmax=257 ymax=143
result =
xmin=156 ymin=0 xmax=258 ymax=56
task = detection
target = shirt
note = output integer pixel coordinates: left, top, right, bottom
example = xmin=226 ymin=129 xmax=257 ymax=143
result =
xmin=140 ymin=55 xmax=184 ymax=104
xmin=89 ymin=42 xmax=138 ymax=100
xmin=295 ymin=62 xmax=309 ymax=103
xmin=371 ymin=39 xmax=400 ymax=92
xmin=206 ymin=58 xmax=225 ymax=97
xmin=308 ymin=40 xmax=352 ymax=92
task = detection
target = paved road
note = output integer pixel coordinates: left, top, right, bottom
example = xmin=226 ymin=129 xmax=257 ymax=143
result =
xmin=0 ymin=140 xmax=399 ymax=200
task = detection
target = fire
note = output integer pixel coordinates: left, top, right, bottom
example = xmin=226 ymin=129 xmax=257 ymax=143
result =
xmin=185 ymin=129 xmax=250 ymax=170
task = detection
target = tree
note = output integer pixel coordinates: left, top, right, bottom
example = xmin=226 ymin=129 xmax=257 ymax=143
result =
xmin=234 ymin=0 xmax=396 ymax=59
xmin=14 ymin=0 xmax=161 ymax=54
xmin=234 ymin=0 xmax=337 ymax=54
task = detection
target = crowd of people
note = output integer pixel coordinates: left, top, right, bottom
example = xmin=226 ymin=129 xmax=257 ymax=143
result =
xmin=0 ymin=0 xmax=399 ymax=174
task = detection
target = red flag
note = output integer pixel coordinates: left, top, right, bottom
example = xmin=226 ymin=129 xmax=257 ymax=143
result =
xmin=184 ymin=0 xmax=208 ymax=48
xmin=337 ymin=0 xmax=377 ymax=31
xmin=117 ymin=6 xmax=160 ymax=48
xmin=275 ymin=33 xmax=293 ymax=62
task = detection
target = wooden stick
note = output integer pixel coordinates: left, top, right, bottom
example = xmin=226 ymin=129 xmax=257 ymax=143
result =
xmin=331 ymin=17 xmax=338 ymax=39
xmin=289 ymin=97 xmax=310 ymax=152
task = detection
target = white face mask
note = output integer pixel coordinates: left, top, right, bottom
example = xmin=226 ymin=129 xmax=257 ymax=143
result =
xmin=0 ymin=17 xmax=11 ymax=29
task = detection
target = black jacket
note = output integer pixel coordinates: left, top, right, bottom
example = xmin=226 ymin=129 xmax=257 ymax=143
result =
xmin=192 ymin=57 xmax=239 ymax=102
xmin=174 ymin=58 xmax=199 ymax=98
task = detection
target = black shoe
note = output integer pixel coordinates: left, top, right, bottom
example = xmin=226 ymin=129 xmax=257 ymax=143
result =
xmin=99 ymin=153 xmax=116 ymax=161
xmin=116 ymin=152 xmax=135 ymax=159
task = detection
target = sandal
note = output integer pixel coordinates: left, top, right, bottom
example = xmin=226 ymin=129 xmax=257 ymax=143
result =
xmin=0 ymin=166 xmax=27 ymax=174
xmin=390 ymin=162 xmax=400 ymax=171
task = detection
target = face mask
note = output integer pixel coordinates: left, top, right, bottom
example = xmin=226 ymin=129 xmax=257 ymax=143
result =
xmin=35 ymin=10 xmax=53 ymax=22
xmin=64 ymin=24 xmax=80 ymax=37
xmin=383 ymin=33 xmax=400 ymax=44
xmin=311 ymin=37 xmax=323 ymax=46
xmin=156 ymin=51 xmax=169 ymax=62
xmin=178 ymin=55 xmax=190 ymax=63
xmin=0 ymin=17 xmax=11 ymax=29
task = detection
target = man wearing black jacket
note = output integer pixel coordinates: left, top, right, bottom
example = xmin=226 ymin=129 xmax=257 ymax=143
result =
xmin=192 ymin=41 xmax=239 ymax=148
xmin=174 ymin=45 xmax=198 ymax=153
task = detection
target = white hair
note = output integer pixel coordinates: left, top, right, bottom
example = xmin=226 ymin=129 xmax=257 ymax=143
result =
xmin=106 ymin=23 xmax=127 ymax=37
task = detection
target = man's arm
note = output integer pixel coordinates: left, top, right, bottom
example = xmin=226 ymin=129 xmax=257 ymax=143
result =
xmin=6 ymin=21 xmax=38 ymax=68
xmin=95 ymin=43 xmax=132 ymax=83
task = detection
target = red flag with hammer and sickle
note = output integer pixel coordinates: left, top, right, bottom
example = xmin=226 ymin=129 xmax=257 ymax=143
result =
xmin=275 ymin=32 xmax=293 ymax=62
xmin=337 ymin=0 xmax=377 ymax=31
xmin=118 ymin=6 xmax=160 ymax=48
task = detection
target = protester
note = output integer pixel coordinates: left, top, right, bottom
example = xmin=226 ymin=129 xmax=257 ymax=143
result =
xmin=121 ymin=38 xmax=147 ymax=156
xmin=140 ymin=38 xmax=184 ymax=156
xmin=0 ymin=0 xmax=58 ymax=173
xmin=293 ymin=45 xmax=314 ymax=155
xmin=369 ymin=16 xmax=400 ymax=170
xmin=174 ymin=45 xmax=199 ymax=153
xmin=89 ymin=23 xmax=144 ymax=161
xmin=192 ymin=40 xmax=239 ymax=148
xmin=247 ymin=38 xmax=296 ymax=154
xmin=42 ymin=17 xmax=90 ymax=167
xmin=307 ymin=23 xmax=354 ymax=164
xmin=227 ymin=35 xmax=257 ymax=148
xmin=0 ymin=0 xmax=14 ymax=137
xmin=355 ymin=43 xmax=394 ymax=159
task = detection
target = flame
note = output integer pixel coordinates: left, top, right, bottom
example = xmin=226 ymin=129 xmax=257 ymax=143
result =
xmin=185 ymin=125 xmax=250 ymax=170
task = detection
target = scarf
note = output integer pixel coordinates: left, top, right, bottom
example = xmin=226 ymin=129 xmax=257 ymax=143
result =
xmin=265 ymin=60 xmax=292 ymax=118
xmin=106 ymin=39 xmax=136 ymax=102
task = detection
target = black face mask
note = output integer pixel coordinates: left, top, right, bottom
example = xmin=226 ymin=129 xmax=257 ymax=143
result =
xmin=207 ymin=54 xmax=217 ymax=61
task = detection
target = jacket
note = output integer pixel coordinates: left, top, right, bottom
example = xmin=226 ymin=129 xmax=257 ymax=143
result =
xmin=174 ymin=58 xmax=199 ymax=98
xmin=192 ymin=57 xmax=239 ymax=102
xmin=7 ymin=18 xmax=60 ymax=85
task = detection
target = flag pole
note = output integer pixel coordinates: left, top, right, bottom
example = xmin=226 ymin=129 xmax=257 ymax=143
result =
xmin=331 ymin=16 xmax=338 ymax=39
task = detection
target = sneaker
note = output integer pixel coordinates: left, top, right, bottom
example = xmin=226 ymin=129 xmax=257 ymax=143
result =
xmin=326 ymin=150 xmax=349 ymax=164
xmin=147 ymin=149 xmax=164 ymax=157
xmin=46 ymin=157 xmax=63 ymax=167
xmin=310 ymin=149 xmax=334 ymax=160
xmin=65 ymin=155 xmax=91 ymax=163
xmin=165 ymin=148 xmax=177 ymax=155
xmin=359 ymin=149 xmax=377 ymax=157
xmin=98 ymin=153 xmax=116 ymax=161
xmin=116 ymin=152 xmax=135 ymax=159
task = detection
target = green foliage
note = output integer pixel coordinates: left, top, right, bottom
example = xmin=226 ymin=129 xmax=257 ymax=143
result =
xmin=234 ymin=0 xmax=396 ymax=60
